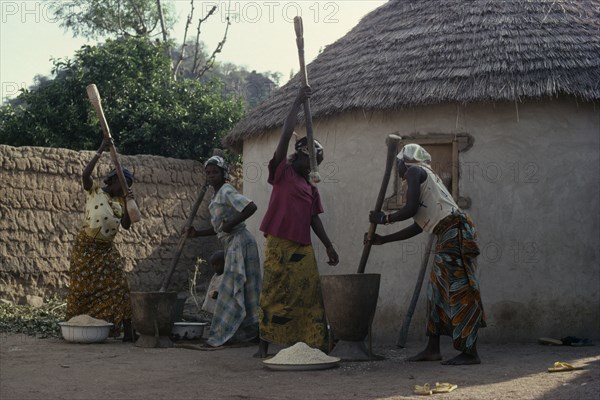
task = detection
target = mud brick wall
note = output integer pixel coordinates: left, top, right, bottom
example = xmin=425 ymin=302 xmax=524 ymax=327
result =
xmin=0 ymin=144 xmax=232 ymax=302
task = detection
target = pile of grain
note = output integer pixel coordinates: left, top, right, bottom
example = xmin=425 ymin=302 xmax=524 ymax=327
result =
xmin=264 ymin=342 xmax=339 ymax=365
xmin=65 ymin=314 xmax=110 ymax=326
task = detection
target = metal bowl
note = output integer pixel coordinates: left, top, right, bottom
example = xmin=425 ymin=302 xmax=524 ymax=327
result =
xmin=59 ymin=322 xmax=113 ymax=343
xmin=171 ymin=322 xmax=208 ymax=340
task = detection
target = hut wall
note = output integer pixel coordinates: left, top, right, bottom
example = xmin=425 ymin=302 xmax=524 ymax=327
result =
xmin=0 ymin=145 xmax=222 ymax=303
xmin=240 ymin=97 xmax=600 ymax=344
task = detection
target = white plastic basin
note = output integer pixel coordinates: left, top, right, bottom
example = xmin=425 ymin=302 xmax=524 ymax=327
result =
xmin=59 ymin=322 xmax=113 ymax=343
xmin=171 ymin=322 xmax=208 ymax=340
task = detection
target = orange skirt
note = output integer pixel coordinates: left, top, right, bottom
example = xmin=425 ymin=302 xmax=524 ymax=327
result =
xmin=428 ymin=213 xmax=485 ymax=354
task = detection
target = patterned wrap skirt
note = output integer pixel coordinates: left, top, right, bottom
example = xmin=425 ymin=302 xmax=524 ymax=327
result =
xmin=207 ymin=228 xmax=262 ymax=346
xmin=66 ymin=230 xmax=132 ymax=336
xmin=428 ymin=212 xmax=486 ymax=354
xmin=258 ymin=235 xmax=327 ymax=351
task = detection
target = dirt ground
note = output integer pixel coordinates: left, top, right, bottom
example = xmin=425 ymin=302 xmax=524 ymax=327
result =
xmin=1 ymin=333 xmax=598 ymax=400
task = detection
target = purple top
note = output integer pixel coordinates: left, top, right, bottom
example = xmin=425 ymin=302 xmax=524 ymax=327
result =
xmin=259 ymin=157 xmax=324 ymax=245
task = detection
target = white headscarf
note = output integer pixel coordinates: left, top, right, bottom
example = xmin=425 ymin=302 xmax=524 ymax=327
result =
xmin=204 ymin=155 xmax=229 ymax=180
xmin=396 ymin=143 xmax=432 ymax=165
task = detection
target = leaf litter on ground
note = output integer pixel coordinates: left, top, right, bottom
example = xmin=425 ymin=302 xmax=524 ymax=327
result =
xmin=0 ymin=296 xmax=66 ymax=338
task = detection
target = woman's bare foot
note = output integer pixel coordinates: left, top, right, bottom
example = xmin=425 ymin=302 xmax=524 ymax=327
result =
xmin=408 ymin=349 xmax=443 ymax=361
xmin=122 ymin=320 xmax=137 ymax=342
xmin=441 ymin=352 xmax=481 ymax=365
xmin=408 ymin=336 xmax=442 ymax=361
xmin=252 ymin=339 xmax=269 ymax=358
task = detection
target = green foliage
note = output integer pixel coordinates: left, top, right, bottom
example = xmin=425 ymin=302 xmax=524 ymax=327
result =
xmin=208 ymin=67 xmax=280 ymax=110
xmin=173 ymin=47 xmax=280 ymax=110
xmin=50 ymin=0 xmax=176 ymax=39
xmin=0 ymin=297 xmax=66 ymax=338
xmin=0 ymin=37 xmax=244 ymax=159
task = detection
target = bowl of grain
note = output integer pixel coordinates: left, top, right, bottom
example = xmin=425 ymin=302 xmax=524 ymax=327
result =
xmin=59 ymin=315 xmax=113 ymax=343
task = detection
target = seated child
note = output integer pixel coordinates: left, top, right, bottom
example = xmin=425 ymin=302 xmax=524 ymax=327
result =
xmin=201 ymin=250 xmax=224 ymax=314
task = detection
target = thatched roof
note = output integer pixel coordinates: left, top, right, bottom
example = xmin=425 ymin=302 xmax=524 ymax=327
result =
xmin=224 ymin=0 xmax=600 ymax=150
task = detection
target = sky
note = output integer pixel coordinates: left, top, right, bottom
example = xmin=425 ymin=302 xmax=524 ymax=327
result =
xmin=0 ymin=0 xmax=387 ymax=103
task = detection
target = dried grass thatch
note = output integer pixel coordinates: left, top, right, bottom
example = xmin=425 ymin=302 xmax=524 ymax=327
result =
xmin=224 ymin=0 xmax=600 ymax=150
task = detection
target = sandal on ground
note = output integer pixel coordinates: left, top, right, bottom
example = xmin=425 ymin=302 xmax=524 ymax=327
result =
xmin=548 ymin=361 xmax=584 ymax=372
xmin=538 ymin=337 xmax=563 ymax=346
xmin=432 ymin=382 xmax=458 ymax=393
xmin=414 ymin=383 xmax=432 ymax=395
xmin=560 ymin=336 xmax=594 ymax=346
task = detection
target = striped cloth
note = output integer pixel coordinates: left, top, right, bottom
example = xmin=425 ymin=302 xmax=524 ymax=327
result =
xmin=427 ymin=212 xmax=486 ymax=354
xmin=206 ymin=184 xmax=261 ymax=346
xmin=208 ymin=183 xmax=251 ymax=239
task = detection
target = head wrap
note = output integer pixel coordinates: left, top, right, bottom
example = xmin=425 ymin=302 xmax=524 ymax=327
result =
xmin=396 ymin=143 xmax=431 ymax=165
xmin=106 ymin=168 xmax=134 ymax=187
xmin=204 ymin=155 xmax=230 ymax=180
xmin=295 ymin=136 xmax=324 ymax=157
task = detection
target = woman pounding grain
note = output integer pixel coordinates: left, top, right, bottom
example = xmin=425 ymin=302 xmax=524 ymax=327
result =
xmin=367 ymin=144 xmax=485 ymax=365
xmin=187 ymin=156 xmax=262 ymax=347
xmin=254 ymin=86 xmax=339 ymax=358
xmin=66 ymin=139 xmax=135 ymax=341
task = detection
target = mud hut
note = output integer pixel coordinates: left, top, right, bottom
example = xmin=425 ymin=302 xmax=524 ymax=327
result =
xmin=223 ymin=0 xmax=600 ymax=344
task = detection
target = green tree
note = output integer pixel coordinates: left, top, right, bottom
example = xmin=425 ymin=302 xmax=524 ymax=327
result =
xmin=189 ymin=60 xmax=279 ymax=109
xmin=50 ymin=1 xmax=231 ymax=81
xmin=49 ymin=0 xmax=177 ymax=39
xmin=0 ymin=37 xmax=243 ymax=159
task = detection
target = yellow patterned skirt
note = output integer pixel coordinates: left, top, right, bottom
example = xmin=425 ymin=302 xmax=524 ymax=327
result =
xmin=258 ymin=235 xmax=327 ymax=350
xmin=66 ymin=230 xmax=132 ymax=336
